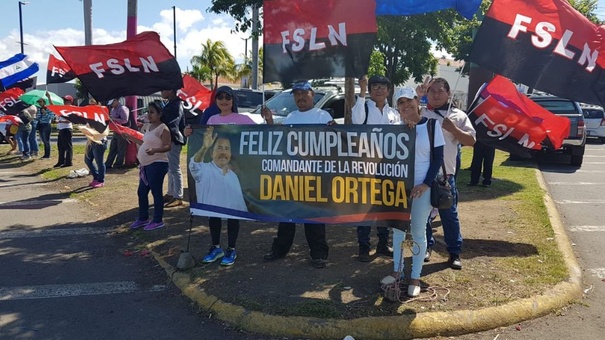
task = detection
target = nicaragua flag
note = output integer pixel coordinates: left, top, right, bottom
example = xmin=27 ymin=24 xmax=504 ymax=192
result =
xmin=0 ymin=53 xmax=39 ymax=89
xmin=375 ymin=0 xmax=482 ymax=20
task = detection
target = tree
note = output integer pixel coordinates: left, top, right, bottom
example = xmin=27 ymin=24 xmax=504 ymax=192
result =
xmin=367 ymin=50 xmax=386 ymax=77
xmin=190 ymin=39 xmax=236 ymax=89
xmin=209 ymin=0 xmax=262 ymax=34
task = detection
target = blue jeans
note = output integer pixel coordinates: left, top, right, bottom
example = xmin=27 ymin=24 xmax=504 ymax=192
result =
xmin=426 ymin=175 xmax=462 ymax=255
xmin=29 ymin=121 xmax=38 ymax=154
xmin=393 ymin=186 xmax=432 ymax=280
xmin=166 ymin=142 xmax=183 ymax=199
xmin=138 ymin=162 xmax=169 ymax=223
xmin=20 ymin=128 xmax=31 ymax=156
xmin=356 ymin=226 xmax=389 ymax=250
xmin=38 ymin=123 xmax=52 ymax=158
xmin=15 ymin=125 xmax=24 ymax=152
xmin=84 ymin=141 xmax=107 ymax=183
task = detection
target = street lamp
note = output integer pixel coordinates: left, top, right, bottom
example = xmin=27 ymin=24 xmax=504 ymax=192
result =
xmin=18 ymin=1 xmax=29 ymax=54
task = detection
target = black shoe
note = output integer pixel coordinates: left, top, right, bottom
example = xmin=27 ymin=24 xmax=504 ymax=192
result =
xmin=263 ymin=251 xmax=285 ymax=262
xmin=53 ymin=163 xmax=63 ymax=168
xmin=424 ymin=247 xmax=432 ymax=262
xmin=376 ymin=244 xmax=393 ymax=257
xmin=448 ymin=254 xmax=462 ymax=270
xmin=467 ymin=182 xmax=478 ymax=186
xmin=358 ymin=248 xmax=370 ymax=262
xmin=311 ymin=258 xmax=327 ymax=268
xmin=60 ymin=163 xmax=73 ymax=168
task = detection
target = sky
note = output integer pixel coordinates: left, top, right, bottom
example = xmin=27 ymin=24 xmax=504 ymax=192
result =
xmin=0 ymin=0 xmax=604 ymax=85
xmin=0 ymin=0 xmax=252 ymax=84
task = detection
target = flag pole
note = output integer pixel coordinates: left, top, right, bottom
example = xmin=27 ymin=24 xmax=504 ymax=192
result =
xmin=447 ymin=61 xmax=466 ymax=113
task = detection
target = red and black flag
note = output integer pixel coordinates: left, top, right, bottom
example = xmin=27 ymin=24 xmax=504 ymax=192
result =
xmin=469 ymin=0 xmax=605 ymax=106
xmin=263 ymin=0 xmax=377 ymax=84
xmin=109 ymin=120 xmax=144 ymax=142
xmin=46 ymin=54 xmax=76 ymax=84
xmin=54 ymin=31 xmax=183 ymax=102
xmin=468 ymin=75 xmax=570 ymax=158
xmin=48 ymin=104 xmax=110 ymax=133
xmin=177 ymin=74 xmax=213 ymax=118
xmin=0 ymin=88 xmax=30 ymax=115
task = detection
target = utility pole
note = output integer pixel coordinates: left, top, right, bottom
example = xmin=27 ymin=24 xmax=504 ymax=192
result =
xmin=83 ymin=0 xmax=92 ymax=46
xmin=125 ymin=0 xmax=138 ymax=166
xmin=172 ymin=6 xmax=177 ymax=58
xmin=251 ymin=5 xmax=259 ymax=89
xmin=242 ymin=37 xmax=249 ymax=88
xmin=18 ymin=1 xmax=28 ymax=54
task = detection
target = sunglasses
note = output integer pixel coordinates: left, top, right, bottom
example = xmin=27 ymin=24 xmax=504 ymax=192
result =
xmin=216 ymin=94 xmax=233 ymax=100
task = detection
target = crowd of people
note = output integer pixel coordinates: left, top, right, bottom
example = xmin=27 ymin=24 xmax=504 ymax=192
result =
xmin=2 ymin=76 xmax=478 ymax=298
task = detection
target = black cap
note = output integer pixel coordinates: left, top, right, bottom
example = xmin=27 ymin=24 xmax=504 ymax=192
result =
xmin=368 ymin=75 xmax=391 ymax=87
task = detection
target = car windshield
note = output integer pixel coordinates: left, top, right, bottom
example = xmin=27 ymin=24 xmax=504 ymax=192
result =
xmin=583 ymin=108 xmax=604 ymax=119
xmin=535 ymin=100 xmax=578 ymax=114
xmin=252 ymin=91 xmax=325 ymax=116
xmin=234 ymin=90 xmax=264 ymax=109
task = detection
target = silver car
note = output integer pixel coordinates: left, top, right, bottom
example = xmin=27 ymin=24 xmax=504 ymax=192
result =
xmin=582 ymin=105 xmax=605 ymax=142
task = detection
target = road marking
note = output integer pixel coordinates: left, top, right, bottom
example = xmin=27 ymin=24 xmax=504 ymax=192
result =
xmin=0 ymin=282 xmax=167 ymax=301
xmin=588 ymin=268 xmax=605 ymax=279
xmin=0 ymin=227 xmax=114 ymax=239
xmin=576 ymin=170 xmax=605 ymax=173
xmin=556 ymin=199 xmax=605 ymax=204
xmin=0 ymin=182 xmax=49 ymax=188
xmin=569 ymin=225 xmax=605 ymax=232
xmin=547 ymin=182 xmax=605 ymax=185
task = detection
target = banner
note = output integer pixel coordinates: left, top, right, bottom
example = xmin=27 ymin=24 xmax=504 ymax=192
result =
xmin=375 ymin=0 xmax=482 ymax=20
xmin=0 ymin=53 xmax=39 ymax=89
xmin=0 ymin=88 xmax=30 ymax=115
xmin=55 ymin=31 xmax=183 ymax=102
xmin=48 ymin=104 xmax=110 ymax=133
xmin=177 ymin=74 xmax=213 ymax=120
xmin=46 ymin=54 xmax=76 ymax=84
xmin=263 ymin=0 xmax=377 ymax=84
xmin=109 ymin=121 xmax=144 ymax=141
xmin=468 ymin=75 xmax=570 ymax=157
xmin=186 ymin=124 xmax=415 ymax=227
xmin=469 ymin=0 xmax=605 ymax=106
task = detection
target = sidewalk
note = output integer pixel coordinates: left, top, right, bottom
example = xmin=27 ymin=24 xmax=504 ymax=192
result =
xmin=148 ymin=171 xmax=582 ymax=339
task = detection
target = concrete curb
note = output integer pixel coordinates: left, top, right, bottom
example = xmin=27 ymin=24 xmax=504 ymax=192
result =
xmin=149 ymin=169 xmax=583 ymax=339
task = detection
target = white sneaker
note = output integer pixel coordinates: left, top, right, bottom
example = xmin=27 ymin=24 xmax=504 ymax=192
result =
xmin=408 ymin=284 xmax=421 ymax=297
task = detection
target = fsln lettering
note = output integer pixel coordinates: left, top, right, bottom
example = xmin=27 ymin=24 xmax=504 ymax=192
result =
xmin=281 ymin=22 xmax=347 ymax=53
xmin=507 ymin=13 xmax=598 ymax=72
xmin=51 ymin=66 xmax=66 ymax=77
xmin=89 ymin=56 xmax=159 ymax=79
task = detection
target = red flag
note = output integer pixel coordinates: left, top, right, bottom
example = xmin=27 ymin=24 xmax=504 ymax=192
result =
xmin=469 ymin=76 xmax=570 ymax=156
xmin=469 ymin=0 xmax=605 ymax=106
xmin=0 ymin=115 xmax=23 ymax=125
xmin=109 ymin=120 xmax=144 ymax=142
xmin=48 ymin=104 xmax=110 ymax=133
xmin=46 ymin=54 xmax=76 ymax=84
xmin=177 ymin=74 xmax=213 ymax=116
xmin=54 ymin=31 xmax=183 ymax=102
xmin=0 ymin=88 xmax=29 ymax=115
xmin=263 ymin=0 xmax=377 ymax=84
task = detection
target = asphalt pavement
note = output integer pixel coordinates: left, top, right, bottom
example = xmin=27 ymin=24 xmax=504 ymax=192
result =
xmin=0 ymin=161 xmax=274 ymax=339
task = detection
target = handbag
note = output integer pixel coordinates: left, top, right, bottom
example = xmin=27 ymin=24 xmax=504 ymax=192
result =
xmin=427 ymin=118 xmax=454 ymax=209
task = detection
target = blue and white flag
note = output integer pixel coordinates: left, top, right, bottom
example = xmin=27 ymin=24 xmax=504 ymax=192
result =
xmin=0 ymin=53 xmax=39 ymax=89
xmin=375 ymin=0 xmax=482 ymax=20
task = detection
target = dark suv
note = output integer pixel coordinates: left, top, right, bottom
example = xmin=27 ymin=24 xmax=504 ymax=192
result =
xmin=529 ymin=95 xmax=586 ymax=166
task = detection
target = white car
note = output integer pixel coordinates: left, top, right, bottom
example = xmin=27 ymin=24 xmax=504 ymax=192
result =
xmin=242 ymin=87 xmax=350 ymax=124
xmin=582 ymin=105 xmax=605 ymax=142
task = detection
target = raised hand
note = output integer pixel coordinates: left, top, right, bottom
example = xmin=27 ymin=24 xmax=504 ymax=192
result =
xmin=202 ymin=126 xmax=217 ymax=149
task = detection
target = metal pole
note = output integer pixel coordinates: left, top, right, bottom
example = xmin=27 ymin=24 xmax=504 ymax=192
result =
xmin=242 ymin=37 xmax=248 ymax=88
xmin=251 ymin=5 xmax=259 ymax=89
xmin=125 ymin=0 xmax=138 ymax=166
xmin=83 ymin=0 xmax=92 ymax=46
xmin=18 ymin=1 xmax=25 ymax=54
xmin=172 ymin=6 xmax=177 ymax=58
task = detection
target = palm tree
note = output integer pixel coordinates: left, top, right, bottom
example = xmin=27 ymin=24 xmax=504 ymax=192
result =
xmin=190 ymin=39 xmax=235 ymax=89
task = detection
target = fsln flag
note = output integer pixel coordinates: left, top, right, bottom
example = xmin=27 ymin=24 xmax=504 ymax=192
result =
xmin=469 ymin=0 xmax=605 ymax=106
xmin=47 ymin=54 xmax=76 ymax=84
xmin=54 ymin=31 xmax=183 ymax=102
xmin=263 ymin=0 xmax=377 ymax=84
xmin=0 ymin=88 xmax=29 ymax=115
xmin=177 ymin=75 xmax=213 ymax=118
xmin=375 ymin=0 xmax=482 ymax=20
xmin=468 ymin=75 xmax=570 ymax=158
xmin=0 ymin=53 xmax=39 ymax=89
xmin=48 ymin=104 xmax=110 ymax=134
xmin=109 ymin=120 xmax=143 ymax=142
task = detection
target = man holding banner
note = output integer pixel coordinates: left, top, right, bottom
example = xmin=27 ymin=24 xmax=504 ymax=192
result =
xmin=261 ymin=81 xmax=334 ymax=269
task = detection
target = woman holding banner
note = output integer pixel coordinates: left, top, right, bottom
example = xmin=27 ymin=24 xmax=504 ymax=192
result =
xmin=185 ymin=86 xmax=254 ymax=267
xmin=381 ymin=87 xmax=445 ymax=297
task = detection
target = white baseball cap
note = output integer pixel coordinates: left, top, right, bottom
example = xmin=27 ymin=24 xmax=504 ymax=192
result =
xmin=394 ymin=87 xmax=417 ymax=101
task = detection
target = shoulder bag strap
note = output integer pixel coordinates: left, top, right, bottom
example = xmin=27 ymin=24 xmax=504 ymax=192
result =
xmin=363 ymin=102 xmax=369 ymax=125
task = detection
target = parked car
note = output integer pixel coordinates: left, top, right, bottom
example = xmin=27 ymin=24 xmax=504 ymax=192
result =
xmin=581 ymin=105 xmax=605 ymax=142
xmin=242 ymin=86 xmax=349 ymax=124
xmin=233 ymin=89 xmax=265 ymax=113
xmin=528 ymin=94 xmax=586 ymax=166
